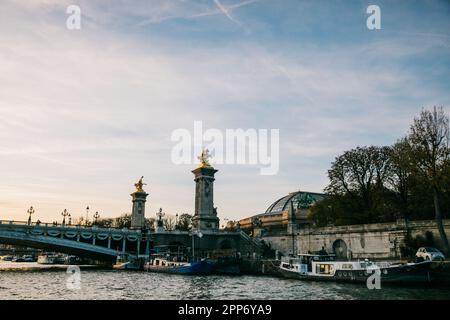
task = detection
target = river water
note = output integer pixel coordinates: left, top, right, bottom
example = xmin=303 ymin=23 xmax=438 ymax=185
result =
xmin=1 ymin=262 xmax=450 ymax=300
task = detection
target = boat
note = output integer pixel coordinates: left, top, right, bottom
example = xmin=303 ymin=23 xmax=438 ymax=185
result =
xmin=64 ymin=255 xmax=82 ymax=265
xmin=12 ymin=256 xmax=25 ymax=262
xmin=144 ymin=257 xmax=213 ymax=275
xmin=279 ymin=253 xmax=432 ymax=284
xmin=1 ymin=255 xmax=14 ymax=261
xmin=22 ymin=255 xmax=36 ymax=262
xmin=144 ymin=244 xmax=213 ymax=275
xmin=37 ymin=253 xmax=65 ymax=265
xmin=113 ymin=255 xmax=144 ymax=270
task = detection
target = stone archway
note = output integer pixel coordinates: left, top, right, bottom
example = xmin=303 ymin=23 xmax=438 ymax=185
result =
xmin=332 ymin=239 xmax=348 ymax=260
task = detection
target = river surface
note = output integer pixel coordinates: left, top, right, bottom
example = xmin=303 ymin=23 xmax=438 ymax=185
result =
xmin=1 ymin=262 xmax=450 ymax=300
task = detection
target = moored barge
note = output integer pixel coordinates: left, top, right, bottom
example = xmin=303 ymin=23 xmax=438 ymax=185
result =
xmin=279 ymin=253 xmax=432 ymax=284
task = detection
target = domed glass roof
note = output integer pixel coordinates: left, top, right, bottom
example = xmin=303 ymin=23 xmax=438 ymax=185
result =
xmin=264 ymin=191 xmax=325 ymax=215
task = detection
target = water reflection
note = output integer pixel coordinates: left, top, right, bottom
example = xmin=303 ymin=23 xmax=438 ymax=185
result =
xmin=1 ymin=266 xmax=450 ymax=300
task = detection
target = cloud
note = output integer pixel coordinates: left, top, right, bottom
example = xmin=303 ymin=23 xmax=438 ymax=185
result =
xmin=0 ymin=0 xmax=449 ymax=220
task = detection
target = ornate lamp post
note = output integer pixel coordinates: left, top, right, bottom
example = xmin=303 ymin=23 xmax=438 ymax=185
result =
xmin=175 ymin=213 xmax=179 ymax=230
xmin=61 ymin=209 xmax=69 ymax=226
xmin=93 ymin=211 xmax=100 ymax=225
xmin=27 ymin=206 xmax=35 ymax=225
xmin=68 ymin=213 xmax=72 ymax=226
xmin=85 ymin=206 xmax=90 ymax=226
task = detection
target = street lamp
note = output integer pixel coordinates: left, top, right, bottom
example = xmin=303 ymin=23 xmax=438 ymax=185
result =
xmin=93 ymin=211 xmax=100 ymax=225
xmin=68 ymin=214 xmax=72 ymax=226
xmin=61 ymin=209 xmax=69 ymax=226
xmin=85 ymin=205 xmax=90 ymax=226
xmin=27 ymin=206 xmax=35 ymax=225
xmin=175 ymin=213 xmax=179 ymax=230
xmin=189 ymin=229 xmax=203 ymax=261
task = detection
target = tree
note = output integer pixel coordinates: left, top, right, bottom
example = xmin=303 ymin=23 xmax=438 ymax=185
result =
xmin=387 ymin=138 xmax=413 ymax=220
xmin=224 ymin=220 xmax=239 ymax=231
xmin=177 ymin=213 xmax=193 ymax=231
xmin=145 ymin=217 xmax=155 ymax=230
xmin=163 ymin=215 xmax=176 ymax=231
xmin=325 ymin=146 xmax=391 ymax=222
xmin=408 ymin=106 xmax=450 ymax=254
xmin=96 ymin=218 xmax=113 ymax=228
xmin=73 ymin=216 xmax=85 ymax=226
xmin=113 ymin=214 xmax=131 ymax=228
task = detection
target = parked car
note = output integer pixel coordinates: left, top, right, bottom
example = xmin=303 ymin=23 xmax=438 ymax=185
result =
xmin=416 ymin=247 xmax=445 ymax=261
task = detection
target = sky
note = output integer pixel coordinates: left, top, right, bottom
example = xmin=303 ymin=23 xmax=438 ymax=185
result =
xmin=0 ymin=0 xmax=449 ymax=223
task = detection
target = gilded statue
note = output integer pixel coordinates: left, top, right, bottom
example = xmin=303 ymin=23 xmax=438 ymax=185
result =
xmin=198 ymin=149 xmax=212 ymax=168
xmin=134 ymin=176 xmax=146 ymax=192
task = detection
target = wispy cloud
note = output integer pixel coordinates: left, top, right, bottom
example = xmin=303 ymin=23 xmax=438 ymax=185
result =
xmin=212 ymin=0 xmax=243 ymax=26
xmin=0 ymin=0 xmax=449 ymax=220
xmin=136 ymin=0 xmax=259 ymax=26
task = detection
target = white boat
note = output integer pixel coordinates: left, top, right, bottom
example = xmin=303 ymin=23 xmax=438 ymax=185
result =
xmin=113 ymin=255 xmax=144 ymax=270
xmin=279 ymin=253 xmax=432 ymax=284
xmin=37 ymin=254 xmax=65 ymax=265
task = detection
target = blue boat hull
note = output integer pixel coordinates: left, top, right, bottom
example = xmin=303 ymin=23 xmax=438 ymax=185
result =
xmin=145 ymin=260 xmax=213 ymax=275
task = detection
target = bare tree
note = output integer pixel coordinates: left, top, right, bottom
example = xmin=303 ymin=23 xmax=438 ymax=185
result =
xmin=387 ymin=138 xmax=413 ymax=219
xmin=409 ymin=106 xmax=450 ymax=254
xmin=163 ymin=215 xmax=176 ymax=231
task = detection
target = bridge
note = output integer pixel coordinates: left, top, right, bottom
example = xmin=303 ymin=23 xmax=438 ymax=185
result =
xmin=0 ymin=220 xmax=266 ymax=262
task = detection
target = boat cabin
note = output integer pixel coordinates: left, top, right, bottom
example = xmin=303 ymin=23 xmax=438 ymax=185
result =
xmin=281 ymin=254 xmax=336 ymax=274
xmin=148 ymin=258 xmax=189 ymax=267
xmin=280 ymin=253 xmax=385 ymax=277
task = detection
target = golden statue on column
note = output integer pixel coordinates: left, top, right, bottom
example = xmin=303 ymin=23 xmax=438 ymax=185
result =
xmin=134 ymin=176 xmax=146 ymax=192
xmin=198 ymin=149 xmax=212 ymax=168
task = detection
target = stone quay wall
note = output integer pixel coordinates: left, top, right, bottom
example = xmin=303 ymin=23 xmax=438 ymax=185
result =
xmin=261 ymin=219 xmax=450 ymax=260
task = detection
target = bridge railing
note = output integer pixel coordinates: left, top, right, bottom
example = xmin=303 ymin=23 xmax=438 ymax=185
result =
xmin=0 ymin=220 xmax=143 ymax=234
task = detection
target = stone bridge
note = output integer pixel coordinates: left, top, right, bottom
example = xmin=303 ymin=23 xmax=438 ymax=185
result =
xmin=0 ymin=220 xmax=265 ymax=262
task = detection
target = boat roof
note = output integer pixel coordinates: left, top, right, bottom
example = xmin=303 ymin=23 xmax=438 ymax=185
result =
xmin=297 ymin=253 xmax=336 ymax=257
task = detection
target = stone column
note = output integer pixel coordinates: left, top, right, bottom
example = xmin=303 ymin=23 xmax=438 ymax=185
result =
xmin=130 ymin=180 xmax=149 ymax=229
xmin=192 ymin=165 xmax=219 ymax=231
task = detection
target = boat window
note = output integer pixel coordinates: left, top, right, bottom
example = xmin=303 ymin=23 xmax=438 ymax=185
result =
xmin=342 ymin=263 xmax=353 ymax=269
xmin=316 ymin=264 xmax=333 ymax=274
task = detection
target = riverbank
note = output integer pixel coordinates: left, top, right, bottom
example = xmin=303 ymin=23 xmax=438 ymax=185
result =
xmin=0 ymin=261 xmax=106 ymax=272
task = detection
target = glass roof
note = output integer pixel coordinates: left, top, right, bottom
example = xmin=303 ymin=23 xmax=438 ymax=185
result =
xmin=264 ymin=191 xmax=325 ymax=214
